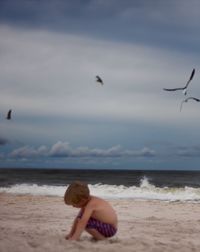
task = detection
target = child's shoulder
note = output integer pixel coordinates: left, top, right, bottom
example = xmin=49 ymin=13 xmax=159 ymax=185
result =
xmin=90 ymin=195 xmax=103 ymax=202
xmin=88 ymin=195 xmax=107 ymax=206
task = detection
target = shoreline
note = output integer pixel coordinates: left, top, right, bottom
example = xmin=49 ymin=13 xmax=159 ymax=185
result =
xmin=1 ymin=193 xmax=200 ymax=251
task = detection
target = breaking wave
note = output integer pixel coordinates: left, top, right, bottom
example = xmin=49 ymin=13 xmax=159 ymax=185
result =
xmin=1 ymin=177 xmax=200 ymax=202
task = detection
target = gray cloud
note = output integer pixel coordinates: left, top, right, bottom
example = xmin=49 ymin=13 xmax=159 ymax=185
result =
xmin=0 ymin=0 xmax=200 ymax=52
xmin=0 ymin=24 xmax=200 ymax=162
xmin=1 ymin=25 xmax=199 ymax=125
xmin=0 ymin=137 xmax=9 ymax=145
xmin=1 ymin=0 xmax=200 ymax=25
xmin=48 ymin=141 xmax=156 ymax=158
xmin=1 ymin=2 xmax=200 ymax=169
xmin=176 ymin=145 xmax=200 ymax=157
xmin=10 ymin=145 xmax=49 ymax=158
xmin=9 ymin=141 xmax=156 ymax=159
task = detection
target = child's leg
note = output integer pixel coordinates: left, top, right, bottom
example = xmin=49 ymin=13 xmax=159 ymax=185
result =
xmin=85 ymin=228 xmax=105 ymax=240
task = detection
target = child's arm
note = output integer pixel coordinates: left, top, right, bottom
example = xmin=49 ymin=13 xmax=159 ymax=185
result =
xmin=69 ymin=206 xmax=93 ymax=240
xmin=65 ymin=216 xmax=79 ymax=239
xmin=66 ymin=209 xmax=83 ymax=239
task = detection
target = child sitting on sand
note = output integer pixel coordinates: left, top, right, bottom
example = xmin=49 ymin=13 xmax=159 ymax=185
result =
xmin=64 ymin=181 xmax=118 ymax=241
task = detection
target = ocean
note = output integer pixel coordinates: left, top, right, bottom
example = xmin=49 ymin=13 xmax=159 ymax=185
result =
xmin=1 ymin=168 xmax=200 ymax=202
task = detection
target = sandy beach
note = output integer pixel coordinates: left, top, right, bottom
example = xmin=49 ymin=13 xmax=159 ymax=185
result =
xmin=1 ymin=193 xmax=200 ymax=252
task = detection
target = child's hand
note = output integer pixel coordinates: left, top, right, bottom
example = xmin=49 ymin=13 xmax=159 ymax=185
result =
xmin=68 ymin=237 xmax=75 ymax=241
xmin=68 ymin=236 xmax=77 ymax=241
xmin=65 ymin=233 xmax=72 ymax=240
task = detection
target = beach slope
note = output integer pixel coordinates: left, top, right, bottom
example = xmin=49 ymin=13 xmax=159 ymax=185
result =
xmin=1 ymin=193 xmax=200 ymax=252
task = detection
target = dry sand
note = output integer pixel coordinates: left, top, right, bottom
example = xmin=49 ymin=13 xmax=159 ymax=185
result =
xmin=1 ymin=193 xmax=200 ymax=252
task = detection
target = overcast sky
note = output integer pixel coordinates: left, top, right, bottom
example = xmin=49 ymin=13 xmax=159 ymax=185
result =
xmin=1 ymin=0 xmax=200 ymax=170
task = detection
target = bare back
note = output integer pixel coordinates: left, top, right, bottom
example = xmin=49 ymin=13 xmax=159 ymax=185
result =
xmin=82 ymin=196 xmax=118 ymax=228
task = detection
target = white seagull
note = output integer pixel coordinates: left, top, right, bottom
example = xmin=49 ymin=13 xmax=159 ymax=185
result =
xmin=96 ymin=75 xmax=104 ymax=85
xmin=163 ymin=68 xmax=195 ymax=95
xmin=180 ymin=97 xmax=200 ymax=112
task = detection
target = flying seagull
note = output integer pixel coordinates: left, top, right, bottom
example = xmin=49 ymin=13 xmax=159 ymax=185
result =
xmin=96 ymin=75 xmax=104 ymax=85
xmin=6 ymin=109 xmax=12 ymax=120
xmin=180 ymin=97 xmax=200 ymax=112
xmin=163 ymin=68 xmax=195 ymax=95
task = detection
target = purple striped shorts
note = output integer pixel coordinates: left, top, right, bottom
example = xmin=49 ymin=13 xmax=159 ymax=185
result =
xmin=77 ymin=212 xmax=117 ymax=238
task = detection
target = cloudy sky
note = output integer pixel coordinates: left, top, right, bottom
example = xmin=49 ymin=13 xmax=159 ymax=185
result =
xmin=1 ymin=0 xmax=200 ymax=170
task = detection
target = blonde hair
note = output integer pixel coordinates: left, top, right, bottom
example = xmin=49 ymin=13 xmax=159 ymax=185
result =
xmin=64 ymin=181 xmax=90 ymax=205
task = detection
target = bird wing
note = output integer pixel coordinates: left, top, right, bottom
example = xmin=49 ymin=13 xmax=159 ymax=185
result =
xmin=180 ymin=97 xmax=200 ymax=111
xmin=193 ymin=97 xmax=200 ymax=102
xmin=185 ymin=68 xmax=195 ymax=88
xmin=163 ymin=87 xmax=184 ymax=91
xmin=164 ymin=69 xmax=195 ymax=92
xmin=96 ymin=75 xmax=103 ymax=84
xmin=187 ymin=97 xmax=200 ymax=102
xmin=7 ymin=110 xmax=12 ymax=119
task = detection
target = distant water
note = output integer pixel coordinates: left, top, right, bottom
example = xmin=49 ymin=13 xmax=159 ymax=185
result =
xmin=1 ymin=168 xmax=200 ymax=202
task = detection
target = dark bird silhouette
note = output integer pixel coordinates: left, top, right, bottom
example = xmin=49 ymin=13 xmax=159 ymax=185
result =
xmin=96 ymin=75 xmax=104 ymax=85
xmin=6 ymin=109 xmax=12 ymax=120
xmin=180 ymin=97 xmax=200 ymax=112
xmin=163 ymin=68 xmax=195 ymax=95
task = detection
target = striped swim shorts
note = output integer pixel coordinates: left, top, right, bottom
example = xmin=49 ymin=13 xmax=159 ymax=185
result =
xmin=77 ymin=212 xmax=117 ymax=238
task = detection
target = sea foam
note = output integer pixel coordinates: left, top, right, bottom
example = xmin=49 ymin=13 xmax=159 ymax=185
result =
xmin=1 ymin=177 xmax=200 ymax=202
